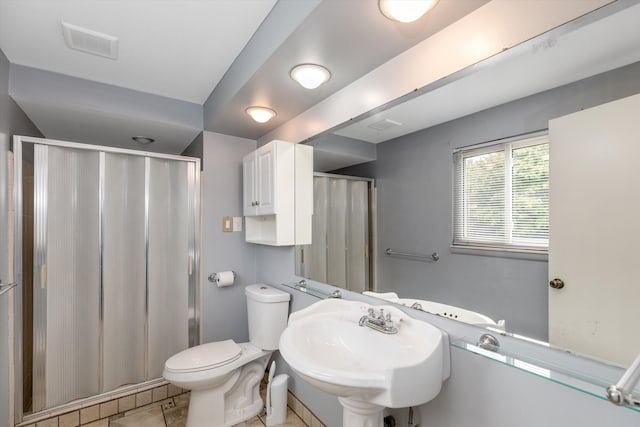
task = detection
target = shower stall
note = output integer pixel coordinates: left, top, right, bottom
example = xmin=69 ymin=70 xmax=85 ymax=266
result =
xmin=13 ymin=136 xmax=200 ymax=421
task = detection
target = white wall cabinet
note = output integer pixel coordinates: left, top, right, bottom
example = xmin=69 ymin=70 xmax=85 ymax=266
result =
xmin=243 ymin=140 xmax=312 ymax=246
xmin=243 ymin=143 xmax=276 ymax=215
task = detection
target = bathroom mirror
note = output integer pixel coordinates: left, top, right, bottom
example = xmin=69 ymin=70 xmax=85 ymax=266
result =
xmin=295 ymin=2 xmax=640 ymax=368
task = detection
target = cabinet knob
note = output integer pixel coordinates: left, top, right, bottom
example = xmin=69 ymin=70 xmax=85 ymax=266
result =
xmin=549 ymin=278 xmax=565 ymax=289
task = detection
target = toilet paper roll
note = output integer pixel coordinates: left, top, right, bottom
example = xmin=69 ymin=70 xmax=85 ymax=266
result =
xmin=215 ymin=271 xmax=235 ymax=287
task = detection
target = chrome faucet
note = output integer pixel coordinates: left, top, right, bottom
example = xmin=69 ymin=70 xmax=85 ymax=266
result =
xmin=359 ymin=308 xmax=398 ymax=334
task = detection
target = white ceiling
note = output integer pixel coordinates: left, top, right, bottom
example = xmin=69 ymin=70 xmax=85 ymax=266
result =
xmin=0 ymin=0 xmax=489 ymax=153
xmin=0 ymin=0 xmax=276 ymax=104
xmin=0 ymin=0 xmax=624 ymax=158
xmin=334 ymin=2 xmax=640 ymax=144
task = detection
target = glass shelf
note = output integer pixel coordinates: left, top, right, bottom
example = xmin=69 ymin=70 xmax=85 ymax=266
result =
xmin=451 ymin=338 xmax=640 ymax=413
xmin=280 ymin=282 xmax=332 ymax=300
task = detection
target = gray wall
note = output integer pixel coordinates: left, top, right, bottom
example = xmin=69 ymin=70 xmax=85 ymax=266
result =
xmin=0 ymin=46 xmax=11 ymax=427
xmin=375 ymin=61 xmax=640 ymax=341
xmin=200 ymin=131 xmax=257 ymax=344
xmin=255 ymin=248 xmax=343 ymax=427
xmin=252 ymin=63 xmax=640 ymax=427
xmin=257 ymin=260 xmax=640 ymax=427
xmin=182 ymin=132 xmax=203 ymax=169
xmin=418 ymin=345 xmax=640 ymax=426
xmin=1 ymin=49 xmax=43 ymax=427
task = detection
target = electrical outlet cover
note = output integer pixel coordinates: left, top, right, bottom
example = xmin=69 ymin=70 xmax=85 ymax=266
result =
xmin=233 ymin=216 xmax=243 ymax=232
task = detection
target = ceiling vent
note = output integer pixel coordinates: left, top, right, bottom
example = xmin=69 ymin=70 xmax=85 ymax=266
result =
xmin=61 ymin=22 xmax=119 ymax=60
xmin=367 ymin=118 xmax=402 ymax=131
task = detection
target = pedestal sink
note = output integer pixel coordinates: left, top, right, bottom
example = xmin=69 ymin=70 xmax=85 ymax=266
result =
xmin=279 ymin=299 xmax=450 ymax=427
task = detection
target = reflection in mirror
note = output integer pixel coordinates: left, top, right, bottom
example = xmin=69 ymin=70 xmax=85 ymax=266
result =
xmin=295 ymin=173 xmax=375 ymax=293
xmin=300 ymin=2 xmax=640 ymax=368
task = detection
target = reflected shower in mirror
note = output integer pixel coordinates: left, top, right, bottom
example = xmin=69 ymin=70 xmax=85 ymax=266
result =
xmin=295 ymin=173 xmax=375 ymax=293
xmin=296 ymin=2 xmax=640 ymax=368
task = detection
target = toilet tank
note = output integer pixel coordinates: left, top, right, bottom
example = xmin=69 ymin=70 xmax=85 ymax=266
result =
xmin=245 ymin=284 xmax=291 ymax=350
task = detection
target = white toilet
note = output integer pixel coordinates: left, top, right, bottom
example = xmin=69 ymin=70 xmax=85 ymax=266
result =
xmin=163 ymin=284 xmax=291 ymax=427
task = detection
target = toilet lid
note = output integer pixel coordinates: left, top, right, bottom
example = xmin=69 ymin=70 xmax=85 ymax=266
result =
xmin=165 ymin=339 xmax=242 ymax=372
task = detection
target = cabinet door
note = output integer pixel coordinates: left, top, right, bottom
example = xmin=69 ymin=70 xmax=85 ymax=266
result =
xmin=256 ymin=143 xmax=276 ymax=214
xmin=243 ymin=152 xmax=257 ymax=216
xmin=548 ymin=93 xmax=640 ymax=367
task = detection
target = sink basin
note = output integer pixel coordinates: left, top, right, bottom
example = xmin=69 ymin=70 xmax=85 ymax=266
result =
xmin=279 ymin=299 xmax=450 ymax=426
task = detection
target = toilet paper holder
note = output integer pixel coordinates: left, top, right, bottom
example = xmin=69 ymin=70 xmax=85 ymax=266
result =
xmin=208 ymin=271 xmax=236 ymax=285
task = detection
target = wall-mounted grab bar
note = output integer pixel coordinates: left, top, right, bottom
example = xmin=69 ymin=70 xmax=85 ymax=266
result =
xmin=0 ymin=282 xmax=17 ymax=297
xmin=607 ymin=352 xmax=640 ymax=407
xmin=385 ymin=248 xmax=439 ymax=262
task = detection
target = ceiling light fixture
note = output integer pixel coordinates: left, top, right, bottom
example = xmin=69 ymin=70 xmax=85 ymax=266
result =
xmin=132 ymin=136 xmax=155 ymax=144
xmin=246 ymin=106 xmax=277 ymax=123
xmin=379 ymin=0 xmax=439 ymax=23
xmin=290 ymin=64 xmax=331 ymax=89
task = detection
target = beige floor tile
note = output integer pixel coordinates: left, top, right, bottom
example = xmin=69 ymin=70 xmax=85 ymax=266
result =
xmin=81 ymin=420 xmax=108 ymax=427
xmin=117 ymin=395 xmax=136 ymax=413
xmin=99 ymin=400 xmax=118 ymax=418
xmin=301 ymin=406 xmax=312 ymax=425
xmin=110 ymin=404 xmax=165 ymax=427
xmin=35 ymin=418 xmax=58 ymax=427
xmin=136 ymin=390 xmax=153 ymax=408
xmin=163 ymin=404 xmax=188 ymax=427
xmin=80 ymin=405 xmax=100 ymax=425
xmin=232 ymin=416 xmax=263 ymax=427
xmin=167 ymin=384 xmax=182 ymax=398
xmin=173 ymin=393 xmax=190 ymax=409
xmin=258 ymin=408 xmax=306 ymax=427
xmin=58 ymin=411 xmax=79 ymax=427
xmin=152 ymin=386 xmax=168 ymax=402
xmin=123 ymin=402 xmax=163 ymax=417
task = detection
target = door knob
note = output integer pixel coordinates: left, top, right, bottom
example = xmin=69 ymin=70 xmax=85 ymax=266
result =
xmin=549 ymin=278 xmax=565 ymax=289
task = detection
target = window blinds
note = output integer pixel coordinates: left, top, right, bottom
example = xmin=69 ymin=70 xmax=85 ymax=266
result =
xmin=453 ymin=134 xmax=549 ymax=252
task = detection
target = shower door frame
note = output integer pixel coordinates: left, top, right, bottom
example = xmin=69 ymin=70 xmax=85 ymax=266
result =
xmin=12 ymin=135 xmax=201 ymax=424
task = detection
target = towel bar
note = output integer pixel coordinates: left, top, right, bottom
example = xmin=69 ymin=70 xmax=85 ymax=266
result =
xmin=607 ymin=352 xmax=640 ymax=407
xmin=385 ymin=248 xmax=439 ymax=262
xmin=0 ymin=282 xmax=17 ymax=297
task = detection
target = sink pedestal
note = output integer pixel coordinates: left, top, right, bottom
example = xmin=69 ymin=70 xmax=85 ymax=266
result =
xmin=339 ymin=397 xmax=384 ymax=427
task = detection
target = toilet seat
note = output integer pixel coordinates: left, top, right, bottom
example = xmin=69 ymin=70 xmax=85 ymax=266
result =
xmin=165 ymin=339 xmax=242 ymax=374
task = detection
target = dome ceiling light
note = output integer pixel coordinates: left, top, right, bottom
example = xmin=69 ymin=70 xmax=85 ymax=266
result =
xmin=246 ymin=106 xmax=277 ymax=123
xmin=379 ymin=0 xmax=439 ymax=23
xmin=290 ymin=63 xmax=331 ymax=89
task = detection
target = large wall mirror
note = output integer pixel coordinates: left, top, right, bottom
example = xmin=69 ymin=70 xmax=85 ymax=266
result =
xmin=295 ymin=2 xmax=640 ymax=369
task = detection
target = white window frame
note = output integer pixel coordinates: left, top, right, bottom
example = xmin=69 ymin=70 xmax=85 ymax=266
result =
xmin=453 ymin=132 xmax=549 ymax=254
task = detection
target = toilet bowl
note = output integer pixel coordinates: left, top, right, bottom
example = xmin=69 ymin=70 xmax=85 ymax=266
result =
xmin=163 ymin=284 xmax=290 ymax=427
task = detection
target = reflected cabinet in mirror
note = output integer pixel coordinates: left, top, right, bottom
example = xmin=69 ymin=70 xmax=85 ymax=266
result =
xmin=296 ymin=2 xmax=640 ymax=369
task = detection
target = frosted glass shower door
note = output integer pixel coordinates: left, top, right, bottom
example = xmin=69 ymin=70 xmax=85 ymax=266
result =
xmin=147 ymin=158 xmax=190 ymax=379
xmin=347 ymin=181 xmax=368 ymax=293
xmin=21 ymin=136 xmax=200 ymax=416
xmin=102 ymin=153 xmax=146 ymax=391
xmin=33 ymin=145 xmax=101 ymax=411
xmin=296 ymin=176 xmax=370 ymax=292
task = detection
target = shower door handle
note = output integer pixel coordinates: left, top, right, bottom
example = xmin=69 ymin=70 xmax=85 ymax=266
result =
xmin=188 ymin=256 xmax=193 ymax=275
xmin=40 ymin=264 xmax=47 ymax=289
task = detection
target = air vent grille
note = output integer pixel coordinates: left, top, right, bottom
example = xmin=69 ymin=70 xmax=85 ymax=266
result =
xmin=367 ymin=118 xmax=402 ymax=131
xmin=62 ymin=22 xmax=118 ymax=59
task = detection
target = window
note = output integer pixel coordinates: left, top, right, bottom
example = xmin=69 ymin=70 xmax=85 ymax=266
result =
xmin=453 ymin=133 xmax=549 ymax=252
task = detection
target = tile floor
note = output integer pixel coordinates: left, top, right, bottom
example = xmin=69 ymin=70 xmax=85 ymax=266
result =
xmin=105 ymin=392 xmax=308 ymax=427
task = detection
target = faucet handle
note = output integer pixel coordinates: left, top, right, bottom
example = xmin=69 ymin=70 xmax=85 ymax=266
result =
xmin=368 ymin=308 xmax=375 ymax=317
xmin=385 ymin=312 xmax=391 ymax=321
xmin=378 ymin=308 xmax=385 ymax=319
